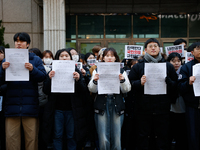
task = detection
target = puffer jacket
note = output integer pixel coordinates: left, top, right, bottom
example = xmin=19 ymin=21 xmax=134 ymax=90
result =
xmin=129 ymin=57 xmax=178 ymax=115
xmin=178 ymin=58 xmax=200 ymax=108
xmin=0 ymin=52 xmax=46 ymax=117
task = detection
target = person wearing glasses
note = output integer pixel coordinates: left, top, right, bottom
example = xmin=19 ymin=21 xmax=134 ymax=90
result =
xmin=129 ymin=38 xmax=178 ymax=150
xmin=178 ymin=42 xmax=200 ymax=150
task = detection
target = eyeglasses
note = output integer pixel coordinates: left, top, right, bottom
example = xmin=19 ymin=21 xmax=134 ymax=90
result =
xmin=196 ymin=46 xmax=200 ymax=50
xmin=148 ymin=44 xmax=158 ymax=48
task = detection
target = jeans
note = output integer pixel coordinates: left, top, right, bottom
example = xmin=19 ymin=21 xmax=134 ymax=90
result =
xmin=53 ymin=110 xmax=76 ymax=150
xmin=95 ymin=95 xmax=124 ymax=150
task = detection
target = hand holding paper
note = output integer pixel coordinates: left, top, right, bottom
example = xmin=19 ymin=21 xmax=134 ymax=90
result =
xmin=189 ymin=76 xmax=196 ymax=85
xmin=25 ymin=63 xmax=33 ymax=71
xmin=119 ymin=74 xmax=124 ymax=81
xmin=49 ymin=71 xmax=55 ymax=79
xmin=73 ymin=71 xmax=80 ymax=81
xmin=141 ymin=75 xmax=146 ymax=86
xmin=94 ymin=74 xmax=99 ymax=81
xmin=2 ymin=62 xmax=10 ymax=70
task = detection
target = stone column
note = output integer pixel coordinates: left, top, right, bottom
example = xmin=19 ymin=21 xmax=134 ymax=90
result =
xmin=43 ymin=0 xmax=66 ymax=54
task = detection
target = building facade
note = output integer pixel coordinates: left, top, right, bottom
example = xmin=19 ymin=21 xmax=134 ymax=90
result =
xmin=0 ymin=0 xmax=200 ymax=58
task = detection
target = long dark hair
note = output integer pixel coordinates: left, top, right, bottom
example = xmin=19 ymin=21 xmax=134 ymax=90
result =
xmin=55 ymin=49 xmax=72 ymax=60
xmin=102 ymin=48 xmax=120 ymax=62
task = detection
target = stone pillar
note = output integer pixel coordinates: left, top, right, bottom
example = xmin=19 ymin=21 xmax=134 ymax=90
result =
xmin=43 ymin=0 xmax=66 ymax=55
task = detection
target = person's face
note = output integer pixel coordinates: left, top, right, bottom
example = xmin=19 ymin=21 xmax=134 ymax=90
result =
xmin=0 ymin=52 xmax=4 ymax=61
xmin=87 ymin=54 xmax=95 ymax=60
xmin=15 ymin=37 xmax=29 ymax=49
xmin=43 ymin=53 xmax=52 ymax=59
xmin=170 ymin=57 xmax=181 ymax=71
xmin=59 ymin=51 xmax=71 ymax=60
xmin=103 ymin=51 xmax=116 ymax=62
xmin=145 ymin=42 xmax=160 ymax=58
xmin=191 ymin=46 xmax=200 ymax=61
xmin=180 ymin=42 xmax=187 ymax=49
xmin=70 ymin=49 xmax=78 ymax=56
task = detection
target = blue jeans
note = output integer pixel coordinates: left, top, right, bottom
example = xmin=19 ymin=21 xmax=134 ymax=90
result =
xmin=95 ymin=95 xmax=124 ymax=150
xmin=53 ymin=110 xmax=76 ymax=150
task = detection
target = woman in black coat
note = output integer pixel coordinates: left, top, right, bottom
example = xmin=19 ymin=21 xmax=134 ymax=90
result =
xmin=42 ymin=49 xmax=88 ymax=150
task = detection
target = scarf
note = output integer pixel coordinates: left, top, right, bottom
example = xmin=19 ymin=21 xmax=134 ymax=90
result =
xmin=144 ymin=52 xmax=162 ymax=63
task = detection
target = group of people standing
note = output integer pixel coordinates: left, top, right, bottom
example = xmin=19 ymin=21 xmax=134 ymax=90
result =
xmin=0 ymin=32 xmax=200 ymax=150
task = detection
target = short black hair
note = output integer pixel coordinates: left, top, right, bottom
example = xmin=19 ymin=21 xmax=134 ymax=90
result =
xmin=144 ymin=38 xmax=160 ymax=48
xmin=13 ymin=32 xmax=31 ymax=45
xmin=0 ymin=46 xmax=5 ymax=53
xmin=55 ymin=49 xmax=72 ymax=60
xmin=174 ymin=39 xmax=187 ymax=45
xmin=190 ymin=42 xmax=200 ymax=52
xmin=29 ymin=48 xmax=43 ymax=59
xmin=167 ymin=52 xmax=182 ymax=63
xmin=187 ymin=44 xmax=193 ymax=52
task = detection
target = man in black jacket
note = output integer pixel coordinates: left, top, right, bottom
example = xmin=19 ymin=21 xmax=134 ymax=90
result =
xmin=129 ymin=38 xmax=178 ymax=150
xmin=178 ymin=42 xmax=200 ymax=150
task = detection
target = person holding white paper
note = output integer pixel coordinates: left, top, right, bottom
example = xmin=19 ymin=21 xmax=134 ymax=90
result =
xmin=178 ymin=42 xmax=200 ymax=150
xmin=167 ymin=52 xmax=187 ymax=150
xmin=43 ymin=49 xmax=88 ymax=150
xmin=0 ymin=32 xmax=46 ymax=150
xmin=129 ymin=38 xmax=177 ymax=150
xmin=88 ymin=48 xmax=131 ymax=150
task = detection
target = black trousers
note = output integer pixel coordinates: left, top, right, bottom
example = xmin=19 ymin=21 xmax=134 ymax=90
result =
xmin=169 ymin=112 xmax=188 ymax=150
xmin=135 ymin=113 xmax=169 ymax=150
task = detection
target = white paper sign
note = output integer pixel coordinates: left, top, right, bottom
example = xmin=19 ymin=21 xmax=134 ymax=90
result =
xmin=144 ymin=63 xmax=167 ymax=95
xmin=165 ymin=45 xmax=184 ymax=57
xmin=160 ymin=47 xmax=163 ymax=53
xmin=5 ymin=49 xmax=29 ymax=81
xmin=185 ymin=52 xmax=194 ymax=63
xmin=97 ymin=62 xmax=120 ymax=94
xmin=193 ymin=64 xmax=200 ymax=96
xmin=75 ymin=62 xmax=82 ymax=70
xmin=125 ymin=45 xmax=143 ymax=59
xmin=0 ymin=96 xmax=2 ymax=111
xmin=51 ymin=60 xmax=75 ymax=93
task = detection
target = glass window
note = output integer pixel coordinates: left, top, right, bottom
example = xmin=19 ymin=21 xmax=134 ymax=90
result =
xmin=80 ymin=43 xmax=101 ymax=54
xmin=66 ymin=40 xmax=76 ymax=49
xmin=108 ymin=42 xmax=128 ymax=60
xmin=189 ymin=14 xmax=200 ymax=37
xmin=66 ymin=15 xmax=76 ymax=39
xmin=189 ymin=39 xmax=200 ymax=46
xmin=161 ymin=14 xmax=187 ymax=38
xmin=78 ymin=16 xmax=104 ymax=39
xmin=133 ymin=14 xmax=159 ymax=38
xmin=105 ymin=16 xmax=131 ymax=38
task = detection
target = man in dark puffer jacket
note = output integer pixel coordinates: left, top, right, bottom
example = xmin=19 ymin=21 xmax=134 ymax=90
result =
xmin=178 ymin=42 xmax=200 ymax=150
xmin=129 ymin=38 xmax=178 ymax=150
xmin=0 ymin=32 xmax=46 ymax=150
